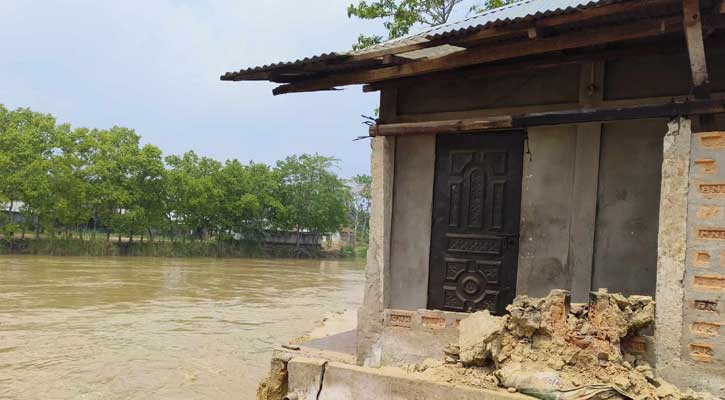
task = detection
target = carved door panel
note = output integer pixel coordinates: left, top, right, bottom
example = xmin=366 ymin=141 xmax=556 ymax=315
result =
xmin=428 ymin=132 xmax=524 ymax=314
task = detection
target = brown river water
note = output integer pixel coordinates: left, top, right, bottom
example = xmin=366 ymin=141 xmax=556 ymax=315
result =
xmin=0 ymin=256 xmax=364 ymax=400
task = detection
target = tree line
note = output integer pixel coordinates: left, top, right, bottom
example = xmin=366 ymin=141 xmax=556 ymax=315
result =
xmin=0 ymin=105 xmax=371 ymax=245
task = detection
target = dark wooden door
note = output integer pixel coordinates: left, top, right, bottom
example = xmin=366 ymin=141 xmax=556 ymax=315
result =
xmin=428 ymin=132 xmax=524 ymax=314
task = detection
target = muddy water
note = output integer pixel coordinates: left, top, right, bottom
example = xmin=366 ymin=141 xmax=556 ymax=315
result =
xmin=0 ymin=256 xmax=364 ymax=400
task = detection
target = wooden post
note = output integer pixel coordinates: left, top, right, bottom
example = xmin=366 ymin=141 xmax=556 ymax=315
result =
xmin=682 ymin=0 xmax=710 ymax=97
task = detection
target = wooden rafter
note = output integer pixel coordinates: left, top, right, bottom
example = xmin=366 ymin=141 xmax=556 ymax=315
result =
xmin=369 ymin=99 xmax=725 ymax=136
xmin=274 ymin=17 xmax=682 ymax=95
xmin=683 ymin=0 xmax=710 ymax=96
xmin=361 ymin=41 xmax=689 ymax=93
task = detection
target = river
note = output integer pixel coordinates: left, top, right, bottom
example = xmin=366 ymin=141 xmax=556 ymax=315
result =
xmin=0 ymin=256 xmax=365 ymax=400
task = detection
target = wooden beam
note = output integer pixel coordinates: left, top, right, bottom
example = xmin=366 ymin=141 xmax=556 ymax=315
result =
xmin=362 ymin=41 xmax=685 ymax=93
xmin=369 ymin=99 xmax=725 ymax=136
xmin=370 ymin=117 xmax=513 ymax=136
xmin=683 ymin=0 xmax=710 ymax=96
xmin=275 ymin=17 xmax=682 ymax=95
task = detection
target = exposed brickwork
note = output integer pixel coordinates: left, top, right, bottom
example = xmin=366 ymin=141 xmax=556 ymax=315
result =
xmin=700 ymin=132 xmax=725 ymax=148
xmin=383 ymin=309 xmax=468 ymax=330
xmin=693 ymin=275 xmax=725 ymax=289
xmin=693 ymin=299 xmax=719 ymax=312
xmin=678 ymin=131 xmax=725 ymax=387
xmin=694 ymin=158 xmax=717 ymax=174
xmin=694 ymin=251 xmax=711 ymax=267
xmin=691 ymin=322 xmax=721 ymax=336
xmin=421 ymin=316 xmax=446 ymax=329
xmin=689 ymin=343 xmax=714 ymax=362
xmin=699 ymin=183 xmax=725 ymax=197
xmin=385 ymin=310 xmax=414 ymax=328
xmin=696 ymin=206 xmax=720 ymax=220
xmin=623 ymin=336 xmax=648 ymax=354
xmin=697 ymin=229 xmax=725 ymax=240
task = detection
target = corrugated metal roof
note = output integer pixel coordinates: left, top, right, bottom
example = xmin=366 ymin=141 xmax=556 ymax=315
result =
xmin=425 ymin=0 xmax=627 ymax=38
xmin=221 ymin=0 xmax=627 ymax=80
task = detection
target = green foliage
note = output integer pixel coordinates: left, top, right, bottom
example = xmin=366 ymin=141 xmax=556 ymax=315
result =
xmin=276 ymin=154 xmax=352 ymax=236
xmin=469 ymin=0 xmax=517 ymax=14
xmin=348 ymin=174 xmax=372 ymax=243
xmin=0 ymin=104 xmax=360 ymax=250
xmin=347 ymin=0 xmax=516 ymax=49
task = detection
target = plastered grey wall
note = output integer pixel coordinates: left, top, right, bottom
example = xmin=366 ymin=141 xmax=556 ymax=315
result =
xmin=517 ymin=126 xmax=577 ymax=297
xmin=389 ymin=135 xmax=436 ymax=310
xmin=592 ymin=119 xmax=667 ymax=296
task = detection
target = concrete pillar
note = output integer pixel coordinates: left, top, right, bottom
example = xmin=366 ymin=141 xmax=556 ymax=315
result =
xmin=655 ymin=118 xmax=691 ymax=378
xmin=356 ymin=135 xmax=395 ymax=367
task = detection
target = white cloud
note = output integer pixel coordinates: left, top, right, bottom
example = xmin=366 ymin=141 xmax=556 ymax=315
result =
xmin=0 ymin=0 xmax=383 ymax=176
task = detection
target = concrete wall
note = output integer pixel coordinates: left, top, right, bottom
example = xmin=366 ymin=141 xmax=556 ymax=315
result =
xmin=592 ymin=119 xmax=667 ymax=296
xmin=517 ymin=126 xmax=577 ymax=298
xmin=389 ymin=135 xmax=435 ymax=310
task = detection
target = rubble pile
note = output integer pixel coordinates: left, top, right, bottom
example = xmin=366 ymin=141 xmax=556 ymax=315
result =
xmin=412 ymin=289 xmax=718 ymax=400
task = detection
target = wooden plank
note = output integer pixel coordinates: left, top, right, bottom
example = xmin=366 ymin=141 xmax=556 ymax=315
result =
xmin=683 ymin=0 xmax=710 ymax=95
xmin=515 ymin=98 xmax=724 ymax=126
xmin=369 ymin=99 xmax=725 ymax=136
xmin=275 ymin=17 xmax=682 ymax=95
xmin=370 ymin=117 xmax=513 ymax=136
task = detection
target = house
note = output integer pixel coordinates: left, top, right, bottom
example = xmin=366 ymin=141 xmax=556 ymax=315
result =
xmin=223 ymin=0 xmax=725 ymax=397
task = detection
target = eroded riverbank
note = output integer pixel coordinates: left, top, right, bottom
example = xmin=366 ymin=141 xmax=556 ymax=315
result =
xmin=0 ymin=256 xmax=364 ymax=400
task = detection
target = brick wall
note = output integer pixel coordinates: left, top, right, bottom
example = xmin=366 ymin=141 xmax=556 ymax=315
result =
xmin=683 ymin=131 xmax=725 ymax=370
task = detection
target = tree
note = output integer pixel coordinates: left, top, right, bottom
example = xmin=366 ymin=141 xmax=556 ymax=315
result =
xmin=275 ymin=154 xmax=352 ymax=250
xmin=347 ymin=0 xmax=516 ymax=50
xmin=348 ymin=174 xmax=372 ymax=244
xmin=165 ymin=151 xmax=223 ymax=241
xmin=126 ymin=144 xmax=167 ymax=242
xmin=0 ymin=105 xmax=57 ymax=238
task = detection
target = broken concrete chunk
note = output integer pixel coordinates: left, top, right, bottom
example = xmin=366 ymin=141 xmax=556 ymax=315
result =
xmin=506 ymin=295 xmax=542 ymax=338
xmin=458 ymin=310 xmax=505 ymax=365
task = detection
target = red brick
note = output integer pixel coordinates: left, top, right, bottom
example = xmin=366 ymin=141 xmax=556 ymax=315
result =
xmin=694 ymin=251 xmax=711 ymax=267
xmin=693 ymin=300 xmax=719 ymax=312
xmin=696 ymin=206 xmax=720 ymax=220
xmin=697 ymin=229 xmax=725 ymax=240
xmin=421 ymin=316 xmax=446 ymax=330
xmin=699 ymin=132 xmax=725 ymax=148
xmin=691 ymin=322 xmax=721 ymax=336
xmin=689 ymin=343 xmax=714 ymax=362
xmin=695 ymin=159 xmax=717 ymax=174
xmin=693 ymin=275 xmax=725 ymax=289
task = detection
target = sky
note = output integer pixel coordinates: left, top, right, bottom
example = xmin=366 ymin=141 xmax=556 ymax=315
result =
xmin=0 ymin=0 xmax=385 ymax=177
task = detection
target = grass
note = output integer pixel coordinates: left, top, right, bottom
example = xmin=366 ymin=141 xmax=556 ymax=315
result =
xmin=0 ymin=237 xmax=369 ymax=259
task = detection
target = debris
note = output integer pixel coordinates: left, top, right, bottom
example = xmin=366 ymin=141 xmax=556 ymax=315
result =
xmin=256 ymin=358 xmax=288 ymax=400
xmin=413 ymin=289 xmax=718 ymax=400
xmin=458 ymin=310 xmax=505 ymax=365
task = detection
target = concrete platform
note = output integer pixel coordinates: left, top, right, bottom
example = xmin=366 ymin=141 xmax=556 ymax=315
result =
xmin=286 ymin=357 xmax=532 ymax=400
xmin=300 ymin=330 xmax=357 ymax=357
